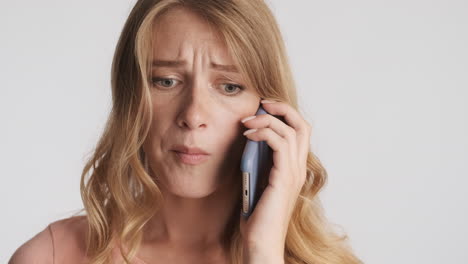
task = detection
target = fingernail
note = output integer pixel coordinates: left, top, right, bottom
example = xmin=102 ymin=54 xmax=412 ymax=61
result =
xmin=261 ymin=99 xmax=276 ymax=104
xmin=243 ymin=128 xmax=257 ymax=135
xmin=241 ymin=115 xmax=256 ymax=123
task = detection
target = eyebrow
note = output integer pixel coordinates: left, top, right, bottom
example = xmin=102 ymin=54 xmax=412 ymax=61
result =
xmin=152 ymin=60 xmax=239 ymax=73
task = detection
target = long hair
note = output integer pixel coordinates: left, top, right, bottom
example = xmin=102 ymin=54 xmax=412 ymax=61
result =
xmin=76 ymin=0 xmax=363 ymax=263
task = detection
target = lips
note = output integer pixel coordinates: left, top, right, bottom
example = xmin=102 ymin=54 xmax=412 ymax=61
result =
xmin=173 ymin=151 xmax=210 ymax=165
xmin=171 ymin=144 xmax=210 ymax=155
xmin=171 ymin=144 xmax=211 ymax=165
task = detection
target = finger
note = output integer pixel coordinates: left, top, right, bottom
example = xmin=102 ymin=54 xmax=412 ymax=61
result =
xmin=260 ymin=100 xmax=308 ymax=134
xmin=241 ymin=113 xmax=297 ymax=148
xmin=260 ymin=100 xmax=312 ymax=158
xmin=243 ymin=127 xmax=289 ymax=175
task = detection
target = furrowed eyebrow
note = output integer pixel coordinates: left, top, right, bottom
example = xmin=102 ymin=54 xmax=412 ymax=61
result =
xmin=211 ymin=62 xmax=238 ymax=73
xmin=151 ymin=60 xmax=239 ymax=73
xmin=152 ymin=60 xmax=185 ymax=68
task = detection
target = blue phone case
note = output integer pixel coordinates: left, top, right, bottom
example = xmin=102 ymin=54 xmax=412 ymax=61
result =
xmin=240 ymin=105 xmax=273 ymax=219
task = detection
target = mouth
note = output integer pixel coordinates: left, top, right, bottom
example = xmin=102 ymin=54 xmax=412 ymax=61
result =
xmin=172 ymin=151 xmax=210 ymax=165
xmin=171 ymin=144 xmax=210 ymax=155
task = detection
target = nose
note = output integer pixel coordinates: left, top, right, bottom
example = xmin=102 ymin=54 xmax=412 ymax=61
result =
xmin=176 ymin=79 xmax=211 ymax=130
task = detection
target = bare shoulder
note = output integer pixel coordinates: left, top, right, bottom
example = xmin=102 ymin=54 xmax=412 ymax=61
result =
xmin=8 ymin=215 xmax=89 ymax=264
xmin=8 ymin=223 xmax=54 ymax=264
xmin=49 ymin=214 xmax=89 ymax=240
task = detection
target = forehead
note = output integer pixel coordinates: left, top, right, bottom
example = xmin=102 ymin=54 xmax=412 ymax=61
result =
xmin=151 ymin=7 xmax=233 ymax=64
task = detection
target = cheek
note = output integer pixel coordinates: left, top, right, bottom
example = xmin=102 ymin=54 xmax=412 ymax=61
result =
xmin=145 ymin=114 xmax=172 ymax=154
xmin=209 ymin=99 xmax=260 ymax=149
xmin=214 ymin=112 xmax=249 ymax=155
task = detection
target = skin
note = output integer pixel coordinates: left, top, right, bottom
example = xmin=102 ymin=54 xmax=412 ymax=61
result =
xmin=140 ymin=6 xmax=311 ymax=264
xmin=139 ymin=6 xmax=259 ymax=264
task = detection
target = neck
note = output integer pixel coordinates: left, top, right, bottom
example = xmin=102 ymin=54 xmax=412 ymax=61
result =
xmin=143 ymin=174 xmax=242 ymax=251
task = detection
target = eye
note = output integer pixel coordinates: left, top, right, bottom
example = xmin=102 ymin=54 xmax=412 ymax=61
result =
xmin=150 ymin=76 xmax=245 ymax=96
xmin=151 ymin=77 xmax=179 ymax=88
xmin=221 ymin=83 xmax=245 ymax=96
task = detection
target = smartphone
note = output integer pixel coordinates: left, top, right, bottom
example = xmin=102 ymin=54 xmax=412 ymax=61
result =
xmin=240 ymin=104 xmax=274 ymax=219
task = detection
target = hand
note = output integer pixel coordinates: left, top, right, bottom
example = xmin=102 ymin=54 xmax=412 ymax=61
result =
xmin=239 ymin=99 xmax=312 ymax=263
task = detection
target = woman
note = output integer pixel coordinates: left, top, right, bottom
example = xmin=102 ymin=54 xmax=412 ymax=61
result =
xmin=9 ymin=0 xmax=363 ymax=263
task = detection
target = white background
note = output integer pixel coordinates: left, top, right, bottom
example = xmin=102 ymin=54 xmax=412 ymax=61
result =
xmin=1 ymin=0 xmax=467 ymax=263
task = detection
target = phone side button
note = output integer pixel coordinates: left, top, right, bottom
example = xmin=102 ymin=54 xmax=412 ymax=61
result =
xmin=242 ymin=172 xmax=250 ymax=214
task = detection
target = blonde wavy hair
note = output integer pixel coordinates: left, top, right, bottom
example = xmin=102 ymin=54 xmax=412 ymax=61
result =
xmin=74 ymin=0 xmax=363 ymax=263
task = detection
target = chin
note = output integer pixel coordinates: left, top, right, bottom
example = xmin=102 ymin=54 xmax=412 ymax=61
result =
xmin=159 ymin=176 xmax=222 ymax=199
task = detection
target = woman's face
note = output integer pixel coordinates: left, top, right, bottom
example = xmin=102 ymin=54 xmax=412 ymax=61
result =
xmin=143 ymin=7 xmax=260 ymax=198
